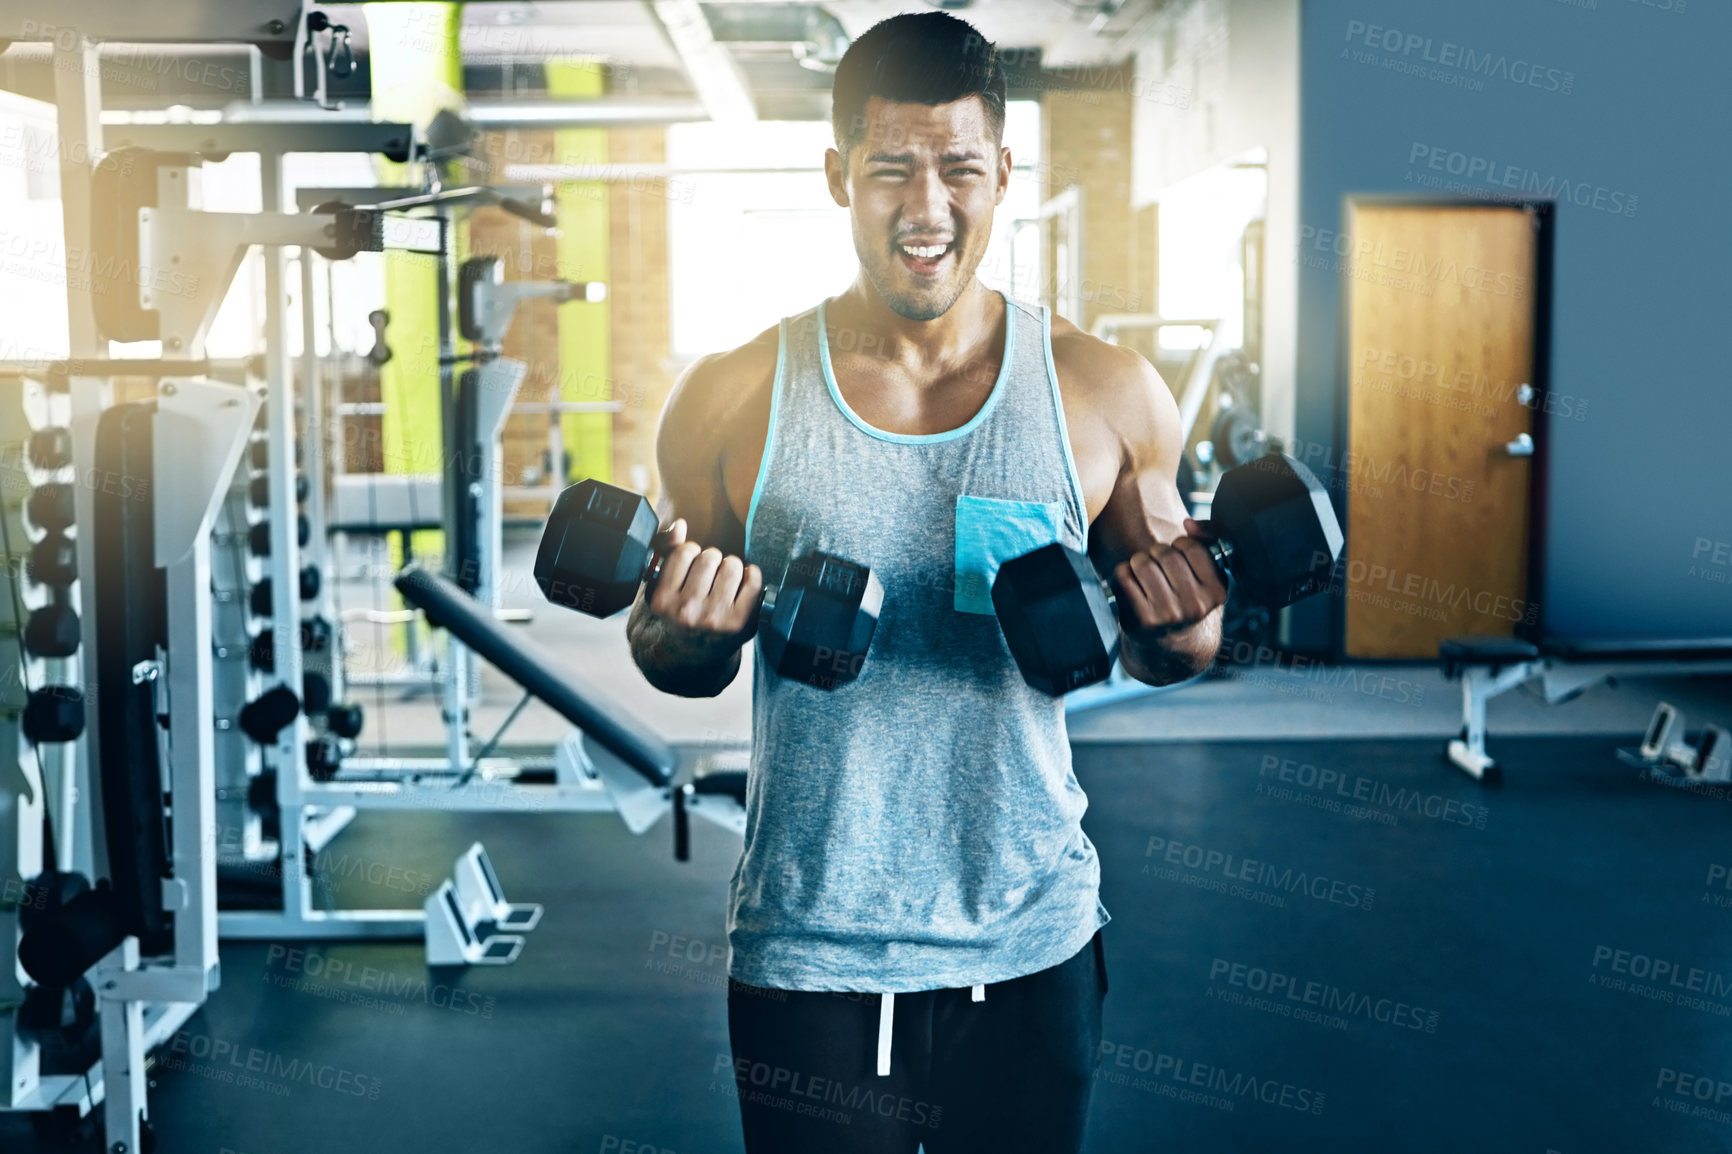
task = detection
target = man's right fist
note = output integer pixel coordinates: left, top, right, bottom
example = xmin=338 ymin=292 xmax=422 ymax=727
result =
xmin=646 ymin=518 xmax=765 ymax=640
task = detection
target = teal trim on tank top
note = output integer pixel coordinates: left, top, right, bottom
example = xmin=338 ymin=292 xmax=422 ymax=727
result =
xmin=742 ymin=318 xmax=788 ymax=554
xmin=816 ymin=291 xmax=1015 ymax=445
xmin=1041 ymin=304 xmax=1091 ymax=526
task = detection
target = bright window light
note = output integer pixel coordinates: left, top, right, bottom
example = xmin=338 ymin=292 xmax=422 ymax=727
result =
xmin=0 ymin=93 xmax=71 ymax=360
xmin=668 ymin=101 xmax=1042 ymax=358
xmin=1157 ymin=160 xmax=1266 ymax=352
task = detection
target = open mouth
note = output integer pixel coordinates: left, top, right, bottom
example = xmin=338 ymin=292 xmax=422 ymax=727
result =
xmin=896 ymin=240 xmax=953 ymax=276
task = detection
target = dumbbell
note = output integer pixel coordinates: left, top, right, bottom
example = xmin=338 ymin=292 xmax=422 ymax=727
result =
xmin=248 ymin=516 xmax=311 ymax=556
xmin=991 ymin=453 xmax=1344 ymax=696
xmin=25 ymin=483 xmax=75 ymax=533
xmin=249 ymin=473 xmax=310 ymax=508
xmin=27 ymin=427 xmax=73 ymax=471
xmin=20 ymin=975 xmax=101 ymax=1074
xmin=306 ymin=736 xmax=344 ymax=782
xmin=239 ymin=685 xmax=301 ymax=745
xmin=27 ymin=533 xmax=77 ymax=587
xmin=25 ymin=599 xmax=80 ymax=659
xmin=248 ymin=568 xmax=320 ymax=616
xmin=22 ymin=528 xmax=80 ymax=659
xmin=326 ymin=701 xmax=364 ymax=739
xmin=534 ymin=478 xmax=882 ymax=690
xmin=302 ymin=671 xmax=332 ymax=714
xmin=18 ymin=870 xmax=91 ymax=933
xmin=249 ymin=437 xmax=303 ymax=470
xmin=23 ymin=686 xmax=84 ymax=743
xmin=248 ymin=617 xmax=333 ymax=672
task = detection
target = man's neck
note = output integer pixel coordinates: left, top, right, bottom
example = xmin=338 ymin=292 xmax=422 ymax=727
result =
xmin=829 ymin=277 xmax=1002 ymax=374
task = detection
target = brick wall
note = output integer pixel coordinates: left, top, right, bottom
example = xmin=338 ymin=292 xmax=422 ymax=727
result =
xmin=470 ymin=126 xmax=675 ymax=516
xmin=606 ymin=126 xmax=674 ymax=501
xmin=1043 ymin=80 xmax=1138 ymax=336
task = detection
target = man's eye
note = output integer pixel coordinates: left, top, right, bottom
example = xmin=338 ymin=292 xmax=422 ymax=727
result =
xmin=949 ymin=168 xmax=983 ymax=179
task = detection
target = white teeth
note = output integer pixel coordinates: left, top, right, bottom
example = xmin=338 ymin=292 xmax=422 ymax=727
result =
xmin=901 ymin=243 xmax=949 ymax=260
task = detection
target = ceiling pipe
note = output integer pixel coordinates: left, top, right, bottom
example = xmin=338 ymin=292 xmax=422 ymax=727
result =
xmin=644 ymin=0 xmax=758 ymax=124
xmin=99 ymin=97 xmax=711 ymax=130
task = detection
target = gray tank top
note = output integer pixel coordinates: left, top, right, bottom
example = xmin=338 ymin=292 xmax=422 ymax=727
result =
xmin=730 ymin=290 xmax=1110 ymax=993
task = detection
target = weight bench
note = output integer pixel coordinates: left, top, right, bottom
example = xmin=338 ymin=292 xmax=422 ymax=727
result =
xmin=396 ymin=567 xmax=751 ymax=861
xmin=1439 ymin=635 xmax=1732 ymax=781
xmin=394 ymin=564 xmax=677 ymax=788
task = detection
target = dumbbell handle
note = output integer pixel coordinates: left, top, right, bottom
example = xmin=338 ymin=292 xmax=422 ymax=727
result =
xmin=1096 ymin=527 xmax=1235 ymax=619
xmin=639 ymin=547 xmax=778 ymax=636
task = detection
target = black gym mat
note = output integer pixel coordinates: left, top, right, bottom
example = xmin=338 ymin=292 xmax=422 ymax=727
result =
xmin=6 ymin=736 xmax=1729 ymax=1152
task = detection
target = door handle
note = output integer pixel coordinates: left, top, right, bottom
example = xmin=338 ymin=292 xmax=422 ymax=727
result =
xmin=1504 ymin=433 xmax=1533 ymax=457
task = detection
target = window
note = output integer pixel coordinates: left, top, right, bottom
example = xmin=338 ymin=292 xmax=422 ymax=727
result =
xmin=667 ymin=101 xmax=1043 ymax=358
xmin=1156 ymin=156 xmax=1266 ymax=352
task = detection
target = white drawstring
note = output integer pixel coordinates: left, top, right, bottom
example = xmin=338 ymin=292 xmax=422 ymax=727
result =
xmin=876 ymin=985 xmax=987 ymax=1076
xmin=876 ymin=993 xmax=895 ymax=1076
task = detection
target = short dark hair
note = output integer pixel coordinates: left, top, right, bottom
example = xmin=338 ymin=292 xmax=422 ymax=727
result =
xmin=831 ymin=12 xmax=1006 ymax=160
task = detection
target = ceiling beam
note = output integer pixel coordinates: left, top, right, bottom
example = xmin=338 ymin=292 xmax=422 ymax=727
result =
xmin=643 ymin=0 xmax=757 ymax=123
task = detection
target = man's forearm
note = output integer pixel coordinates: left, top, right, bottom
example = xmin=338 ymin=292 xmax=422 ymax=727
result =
xmin=625 ymin=600 xmax=747 ymax=698
xmin=1119 ymin=611 xmax=1222 ymax=687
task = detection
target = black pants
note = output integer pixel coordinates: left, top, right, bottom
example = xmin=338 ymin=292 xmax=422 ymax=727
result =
xmin=725 ymin=932 xmax=1107 ymax=1154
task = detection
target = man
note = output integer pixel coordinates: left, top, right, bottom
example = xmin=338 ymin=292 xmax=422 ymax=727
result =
xmin=627 ymin=12 xmax=1225 ymax=1152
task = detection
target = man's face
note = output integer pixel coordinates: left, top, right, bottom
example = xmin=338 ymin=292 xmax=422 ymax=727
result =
xmin=826 ymin=95 xmax=1011 ymax=322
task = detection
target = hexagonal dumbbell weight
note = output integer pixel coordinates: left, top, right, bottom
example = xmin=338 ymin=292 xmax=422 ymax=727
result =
xmin=534 ymin=478 xmax=882 ymax=690
xmin=991 ymin=453 xmax=1344 ymax=696
xmin=27 ymin=427 xmax=73 ymax=471
xmin=23 ymin=686 xmax=85 ymax=744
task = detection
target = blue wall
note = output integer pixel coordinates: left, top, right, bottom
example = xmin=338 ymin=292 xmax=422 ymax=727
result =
xmin=1294 ymin=0 xmax=1731 ymax=647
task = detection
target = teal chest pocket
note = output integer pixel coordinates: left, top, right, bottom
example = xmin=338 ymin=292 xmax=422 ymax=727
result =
xmin=954 ymin=495 xmax=1065 ymax=615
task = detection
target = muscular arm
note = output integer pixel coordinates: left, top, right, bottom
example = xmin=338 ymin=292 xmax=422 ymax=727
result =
xmin=1057 ymin=330 xmax=1224 ymax=686
xmin=624 ymin=331 xmax=775 ymax=698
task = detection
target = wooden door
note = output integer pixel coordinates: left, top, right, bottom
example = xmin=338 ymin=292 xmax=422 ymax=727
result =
xmin=1343 ymin=203 xmax=1538 ymax=658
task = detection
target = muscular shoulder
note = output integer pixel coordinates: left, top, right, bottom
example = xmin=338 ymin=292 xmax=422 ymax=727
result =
xmin=655 ymin=323 xmax=781 ymax=542
xmin=1047 ymin=314 xmax=1181 ymax=498
xmin=661 ymin=322 xmax=781 ymax=447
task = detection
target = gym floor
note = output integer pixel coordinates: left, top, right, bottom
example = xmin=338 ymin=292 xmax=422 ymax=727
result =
xmin=24 ymin=735 xmax=1729 ymax=1153
xmin=8 ymin=532 xmax=1731 ymax=1153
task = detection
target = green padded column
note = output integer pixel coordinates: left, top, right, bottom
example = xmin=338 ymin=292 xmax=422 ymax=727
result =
xmin=364 ymin=2 xmax=465 ymax=566
xmin=547 ymin=58 xmax=612 ymax=484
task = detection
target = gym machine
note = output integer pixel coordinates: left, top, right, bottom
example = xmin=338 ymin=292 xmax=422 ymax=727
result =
xmin=0 ymin=6 xmax=432 ymax=1142
xmin=0 ymin=187 xmax=264 ymax=1154
xmin=319 ymin=187 xmax=607 ymax=698
xmin=1439 ymin=636 xmax=1732 ymax=782
xmin=1619 ymin=702 xmax=1731 ymax=785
